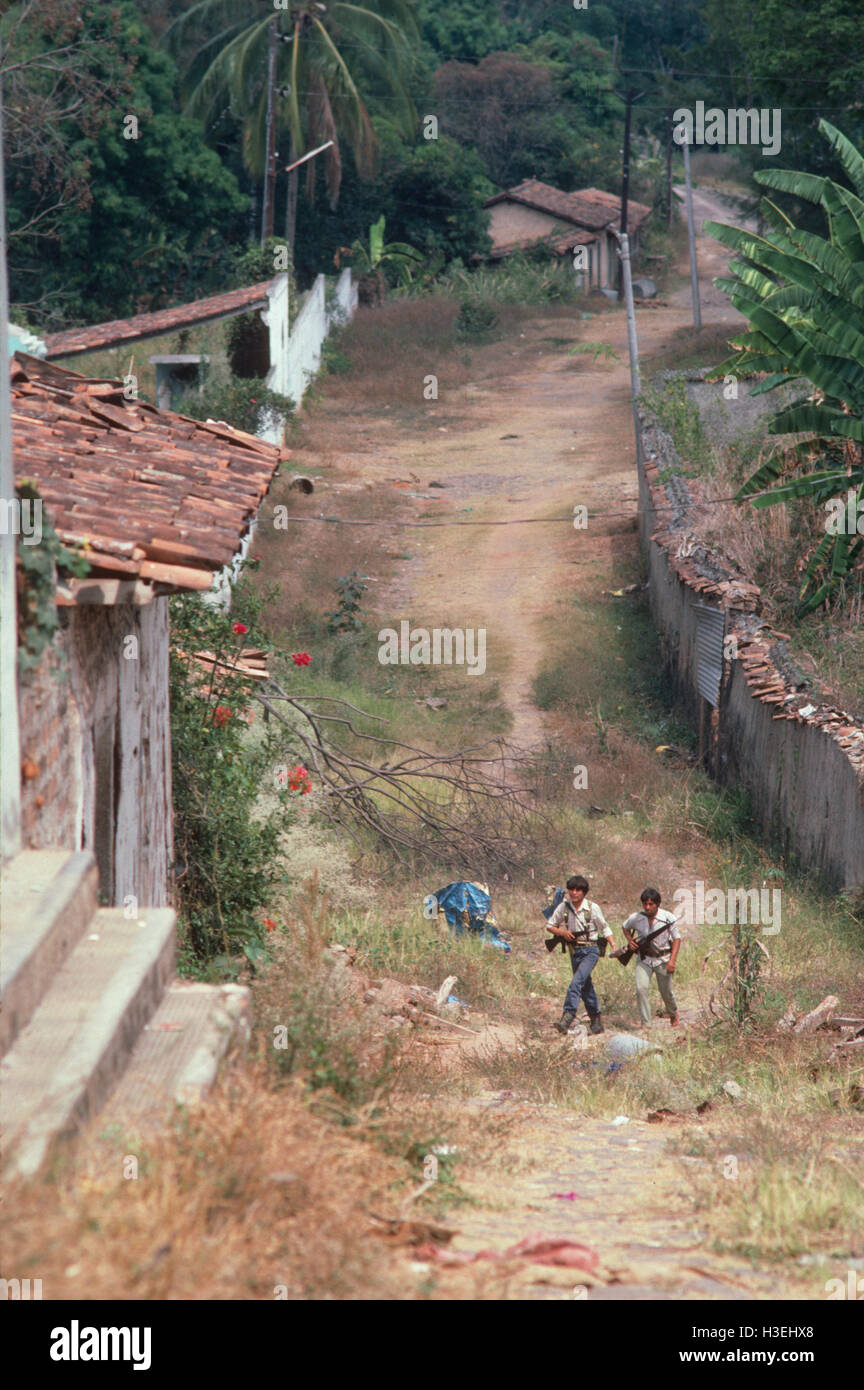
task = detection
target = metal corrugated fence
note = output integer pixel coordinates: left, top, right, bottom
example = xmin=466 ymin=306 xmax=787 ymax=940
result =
xmin=693 ymin=603 xmax=725 ymax=707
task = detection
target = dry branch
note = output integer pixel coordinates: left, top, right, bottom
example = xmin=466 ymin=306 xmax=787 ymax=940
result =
xmin=253 ymin=677 xmax=541 ymax=875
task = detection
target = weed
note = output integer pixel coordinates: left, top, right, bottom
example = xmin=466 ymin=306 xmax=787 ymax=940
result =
xmin=326 ymin=570 xmax=368 ymax=634
xmin=456 ymin=298 xmax=499 ymax=337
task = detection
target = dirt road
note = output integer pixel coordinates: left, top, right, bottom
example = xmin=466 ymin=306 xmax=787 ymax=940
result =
xmin=296 ymin=193 xmax=813 ymax=1299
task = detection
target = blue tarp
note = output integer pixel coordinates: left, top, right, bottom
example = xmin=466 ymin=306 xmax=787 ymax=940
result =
xmin=433 ymin=881 xmax=511 ymax=953
xmin=541 ymin=887 xmax=567 ymax=921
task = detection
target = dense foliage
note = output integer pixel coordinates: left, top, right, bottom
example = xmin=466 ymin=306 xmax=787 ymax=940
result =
xmin=708 ymin=122 xmax=864 ymax=614
xmin=3 ymin=0 xmax=247 ymax=326
xmin=169 ymin=566 xmax=295 ymax=965
xmin=6 ymin=0 xmax=864 ymax=325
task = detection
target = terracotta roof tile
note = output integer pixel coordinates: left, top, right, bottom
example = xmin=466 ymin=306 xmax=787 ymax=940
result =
xmin=485 ymin=179 xmax=651 ymax=232
xmin=43 ymin=280 xmax=275 ymax=360
xmin=485 ymin=226 xmax=598 ymax=259
xmin=11 ymin=353 xmax=284 ymax=592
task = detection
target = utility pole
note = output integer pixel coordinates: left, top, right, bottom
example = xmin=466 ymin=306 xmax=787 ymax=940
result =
xmin=612 ymin=85 xmax=644 ymax=295
xmin=260 ymin=18 xmax=279 ymax=246
xmin=666 ymin=108 xmax=674 ymax=228
xmin=682 ymin=134 xmax=702 ymax=331
xmin=612 ymin=229 xmax=643 ymax=467
xmin=0 ymin=94 xmax=22 ymax=861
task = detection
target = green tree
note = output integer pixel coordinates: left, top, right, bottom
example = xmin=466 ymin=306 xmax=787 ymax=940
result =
xmin=340 ymin=215 xmax=422 ymax=289
xmin=384 ymin=138 xmax=493 ymax=266
xmin=432 ymin=39 xmax=621 ymax=193
xmin=166 ymin=0 xmax=419 ymax=248
xmin=3 ymin=0 xmax=247 ymax=327
xmin=708 ymin=122 xmax=864 ymax=613
xmin=694 ymin=0 xmax=864 ymax=181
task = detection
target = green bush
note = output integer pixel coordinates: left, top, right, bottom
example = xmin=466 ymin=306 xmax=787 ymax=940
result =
xmin=177 ymin=376 xmax=294 ymax=438
xmin=320 ymin=338 xmax=354 ymax=376
xmin=456 ymin=297 xmax=499 ymax=336
xmin=169 ymin=567 xmax=295 ymax=966
xmin=413 ymin=252 xmax=582 ymax=307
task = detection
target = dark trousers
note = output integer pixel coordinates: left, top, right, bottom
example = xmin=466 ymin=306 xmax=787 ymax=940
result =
xmin=564 ymin=945 xmax=600 ymax=1017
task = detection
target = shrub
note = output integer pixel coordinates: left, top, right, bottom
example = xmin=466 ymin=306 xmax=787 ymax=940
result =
xmin=456 ymin=297 xmax=499 ymax=337
xmin=177 ymin=376 xmax=294 ymax=438
xmin=412 ymin=252 xmax=583 ymax=307
xmin=169 ymin=568 xmax=295 ymax=966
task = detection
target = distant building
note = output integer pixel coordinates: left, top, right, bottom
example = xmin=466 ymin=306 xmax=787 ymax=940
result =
xmin=483 ymin=180 xmax=651 ymax=288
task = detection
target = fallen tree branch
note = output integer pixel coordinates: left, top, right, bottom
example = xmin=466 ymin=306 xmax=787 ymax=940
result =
xmin=253 ymin=678 xmax=541 ymax=875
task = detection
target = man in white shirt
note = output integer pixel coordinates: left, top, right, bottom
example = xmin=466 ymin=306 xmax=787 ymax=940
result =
xmin=547 ymin=874 xmax=616 ymax=1035
xmin=622 ymin=887 xmax=681 ymax=1027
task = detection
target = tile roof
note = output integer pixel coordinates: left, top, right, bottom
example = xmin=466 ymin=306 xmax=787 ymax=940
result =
xmin=567 ymin=186 xmax=651 ymax=231
xmin=11 ymin=353 xmax=284 ymax=594
xmin=486 ymin=226 xmax=598 ymax=259
xmin=485 ymin=179 xmax=651 ymax=232
xmin=43 ymin=281 xmax=274 ymax=361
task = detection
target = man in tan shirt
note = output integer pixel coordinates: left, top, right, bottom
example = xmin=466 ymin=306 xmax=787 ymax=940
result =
xmin=622 ymin=887 xmax=681 ymax=1027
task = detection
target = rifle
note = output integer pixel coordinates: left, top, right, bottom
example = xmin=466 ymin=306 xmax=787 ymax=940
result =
xmin=610 ymin=918 xmax=678 ymax=967
xmin=545 ymin=933 xmax=567 ymax=954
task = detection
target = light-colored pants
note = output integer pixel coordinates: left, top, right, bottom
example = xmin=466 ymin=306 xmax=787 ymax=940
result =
xmin=635 ymin=956 xmax=678 ymax=1024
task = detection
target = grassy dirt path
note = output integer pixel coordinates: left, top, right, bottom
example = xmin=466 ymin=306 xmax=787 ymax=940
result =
xmin=288 ymin=195 xmax=816 ymax=1299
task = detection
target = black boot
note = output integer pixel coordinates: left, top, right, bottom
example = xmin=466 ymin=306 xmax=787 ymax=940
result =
xmin=554 ymin=1010 xmax=577 ymax=1035
xmin=588 ymin=1011 xmax=604 ymax=1035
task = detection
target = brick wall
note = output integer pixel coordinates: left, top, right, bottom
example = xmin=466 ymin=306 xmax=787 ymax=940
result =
xmin=18 ymin=635 xmax=82 ymax=851
xmin=17 ymin=599 xmax=173 ymax=907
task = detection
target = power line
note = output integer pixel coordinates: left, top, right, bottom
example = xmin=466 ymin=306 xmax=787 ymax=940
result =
xmin=257 ymin=482 xmax=828 ymax=528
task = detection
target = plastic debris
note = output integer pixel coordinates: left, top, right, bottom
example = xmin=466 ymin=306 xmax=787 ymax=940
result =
xmin=611 ymin=1115 xmax=630 ymax=1126
xmin=428 ymin=880 xmax=511 ymax=953
xmin=606 ymin=1033 xmax=658 ymax=1061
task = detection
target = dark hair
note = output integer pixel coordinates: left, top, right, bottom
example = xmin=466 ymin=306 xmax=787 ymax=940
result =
xmin=640 ymin=887 xmax=662 ymax=904
xmin=567 ymin=874 xmax=590 ymax=892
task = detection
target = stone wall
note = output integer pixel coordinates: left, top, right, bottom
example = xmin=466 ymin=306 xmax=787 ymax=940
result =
xmin=639 ymin=411 xmax=864 ymax=892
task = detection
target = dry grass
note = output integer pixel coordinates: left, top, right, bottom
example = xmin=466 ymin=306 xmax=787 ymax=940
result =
xmin=313 ymin=298 xmax=465 ymax=422
xmin=2 ymin=1066 xmax=415 ymax=1301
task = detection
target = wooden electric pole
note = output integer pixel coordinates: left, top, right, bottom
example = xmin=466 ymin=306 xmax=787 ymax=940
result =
xmin=613 ymin=86 xmax=645 ymax=294
xmin=260 ymin=19 xmax=279 ymax=246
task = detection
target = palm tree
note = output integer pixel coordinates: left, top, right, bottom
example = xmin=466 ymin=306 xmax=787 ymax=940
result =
xmin=165 ymin=0 xmax=418 ymax=247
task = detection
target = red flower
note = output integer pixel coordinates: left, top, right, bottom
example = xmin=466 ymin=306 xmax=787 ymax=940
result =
xmin=213 ymin=705 xmax=233 ymax=727
xmin=286 ymin=763 xmax=312 ymax=794
xmin=263 ymin=918 xmax=276 ymax=932
xmin=291 ymin=652 xmax=311 ymax=666
xmin=233 ymin=621 xmax=248 ymax=635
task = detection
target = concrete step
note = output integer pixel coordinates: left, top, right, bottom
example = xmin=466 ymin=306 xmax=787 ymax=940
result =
xmin=1 ymin=905 xmax=176 ymax=1178
xmin=97 ymin=982 xmax=251 ymax=1136
xmin=0 ymin=849 xmax=99 ymax=1057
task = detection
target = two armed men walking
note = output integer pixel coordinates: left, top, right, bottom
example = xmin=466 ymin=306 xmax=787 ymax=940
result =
xmin=546 ymin=877 xmax=681 ymax=1034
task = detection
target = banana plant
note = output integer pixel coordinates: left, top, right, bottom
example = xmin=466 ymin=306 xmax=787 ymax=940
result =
xmin=338 ymin=215 xmax=423 ymax=286
xmin=705 ymin=119 xmax=864 ymax=612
